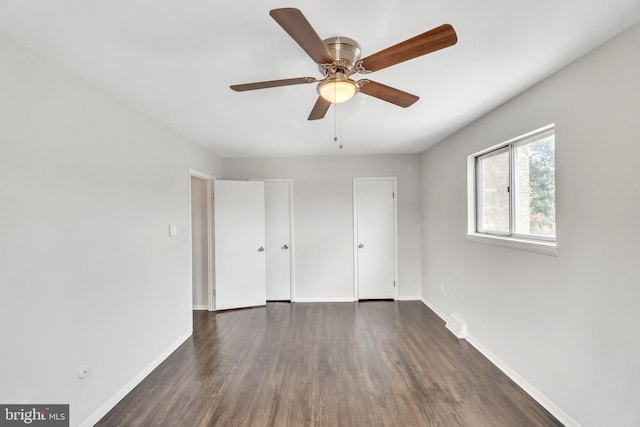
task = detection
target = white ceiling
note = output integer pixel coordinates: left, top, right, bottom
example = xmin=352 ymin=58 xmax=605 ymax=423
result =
xmin=1 ymin=1 xmax=639 ymax=157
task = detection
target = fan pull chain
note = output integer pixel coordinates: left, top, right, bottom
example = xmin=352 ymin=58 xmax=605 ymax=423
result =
xmin=333 ymin=98 xmax=337 ymax=143
xmin=332 ymin=103 xmax=343 ymax=150
xmin=338 ymin=104 xmax=343 ymax=150
xmin=332 ymin=84 xmax=343 ymax=150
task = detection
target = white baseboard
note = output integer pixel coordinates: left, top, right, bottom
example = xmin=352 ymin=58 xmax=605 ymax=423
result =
xmin=79 ymin=330 xmax=192 ymax=427
xmin=294 ymin=297 xmax=356 ymax=303
xmin=192 ymin=305 xmax=208 ymax=310
xmin=465 ymin=335 xmax=580 ymax=427
xmin=420 ymin=297 xmax=447 ymax=321
xmin=419 ymin=298 xmax=580 ymax=427
xmin=293 ymin=297 xmax=422 ymax=303
xmin=397 ymin=295 xmax=422 ymax=301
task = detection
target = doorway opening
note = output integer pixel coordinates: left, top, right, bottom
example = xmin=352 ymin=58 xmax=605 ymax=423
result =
xmin=189 ymin=170 xmax=214 ymax=313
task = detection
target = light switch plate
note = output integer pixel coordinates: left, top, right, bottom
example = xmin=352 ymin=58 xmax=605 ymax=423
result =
xmin=169 ymin=224 xmax=177 ymax=237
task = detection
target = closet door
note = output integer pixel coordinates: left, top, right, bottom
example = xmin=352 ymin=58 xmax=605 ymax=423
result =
xmin=354 ymin=178 xmax=396 ymax=300
xmin=265 ymin=181 xmax=292 ymax=301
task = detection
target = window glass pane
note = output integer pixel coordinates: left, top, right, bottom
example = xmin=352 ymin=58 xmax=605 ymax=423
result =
xmin=514 ymin=133 xmax=555 ymax=238
xmin=477 ymin=148 xmax=510 ymax=234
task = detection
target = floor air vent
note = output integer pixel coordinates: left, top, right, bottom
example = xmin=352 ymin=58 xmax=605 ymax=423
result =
xmin=446 ymin=313 xmax=467 ymax=339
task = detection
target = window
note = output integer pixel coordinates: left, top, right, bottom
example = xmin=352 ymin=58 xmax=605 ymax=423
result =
xmin=468 ymin=125 xmax=556 ymax=255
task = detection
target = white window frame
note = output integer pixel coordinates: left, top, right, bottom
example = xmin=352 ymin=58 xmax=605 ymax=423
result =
xmin=467 ymin=124 xmax=558 ymax=256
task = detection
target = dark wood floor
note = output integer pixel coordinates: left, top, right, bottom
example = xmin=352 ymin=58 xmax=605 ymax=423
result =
xmin=97 ymin=301 xmax=562 ymax=427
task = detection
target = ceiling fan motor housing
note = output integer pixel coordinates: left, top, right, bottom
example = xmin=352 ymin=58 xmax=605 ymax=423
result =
xmin=320 ymin=37 xmax=361 ymax=75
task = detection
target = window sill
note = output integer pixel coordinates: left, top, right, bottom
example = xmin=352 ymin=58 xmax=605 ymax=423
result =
xmin=466 ymin=233 xmax=558 ymax=256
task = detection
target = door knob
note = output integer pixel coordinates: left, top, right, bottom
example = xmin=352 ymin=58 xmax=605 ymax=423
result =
xmin=282 ymin=244 xmax=289 ymax=250
xmin=358 ymin=243 xmax=364 ymax=248
xmin=258 ymin=246 xmax=265 ymax=252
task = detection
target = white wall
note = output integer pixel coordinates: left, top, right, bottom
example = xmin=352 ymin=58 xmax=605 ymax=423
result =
xmin=190 ymin=176 xmax=209 ymax=308
xmin=223 ymin=155 xmax=423 ymax=300
xmin=0 ymin=32 xmax=222 ymax=426
xmin=420 ymin=24 xmax=640 ymax=427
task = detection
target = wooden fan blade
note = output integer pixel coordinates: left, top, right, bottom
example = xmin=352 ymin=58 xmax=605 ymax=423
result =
xmin=270 ymin=8 xmax=334 ymax=64
xmin=230 ymin=77 xmax=317 ymax=92
xmin=359 ymin=24 xmax=457 ymax=72
xmin=308 ymin=96 xmax=331 ymax=120
xmin=358 ymin=80 xmax=419 ymax=107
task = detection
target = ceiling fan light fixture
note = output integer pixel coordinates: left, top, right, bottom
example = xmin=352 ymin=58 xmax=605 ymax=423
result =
xmin=318 ymin=73 xmax=358 ymax=104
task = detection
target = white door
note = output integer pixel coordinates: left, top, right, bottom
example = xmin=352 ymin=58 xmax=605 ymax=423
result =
xmin=354 ymin=178 xmax=396 ymax=299
xmin=214 ymin=180 xmax=266 ymax=310
xmin=265 ymin=181 xmax=291 ymax=301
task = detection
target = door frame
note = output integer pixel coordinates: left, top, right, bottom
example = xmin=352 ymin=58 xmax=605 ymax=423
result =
xmin=250 ymin=178 xmax=296 ymax=302
xmin=353 ymin=177 xmax=399 ymax=301
xmin=189 ymin=169 xmax=215 ymax=312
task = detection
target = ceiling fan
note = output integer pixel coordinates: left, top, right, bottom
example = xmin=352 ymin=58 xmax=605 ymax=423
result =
xmin=230 ymin=8 xmax=457 ymax=120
